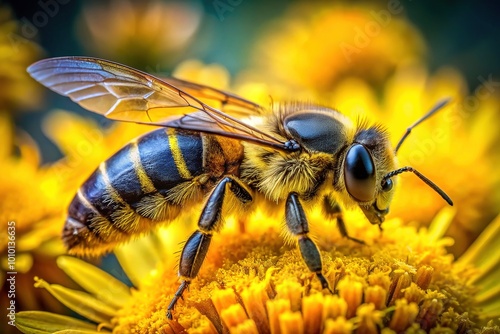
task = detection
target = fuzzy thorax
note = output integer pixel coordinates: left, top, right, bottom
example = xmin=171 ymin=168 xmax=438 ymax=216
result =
xmin=240 ymin=144 xmax=335 ymax=202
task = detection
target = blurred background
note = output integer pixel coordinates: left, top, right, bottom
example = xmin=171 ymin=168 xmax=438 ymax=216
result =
xmin=6 ymin=0 xmax=500 ymax=163
xmin=1 ymin=0 xmax=500 ymax=331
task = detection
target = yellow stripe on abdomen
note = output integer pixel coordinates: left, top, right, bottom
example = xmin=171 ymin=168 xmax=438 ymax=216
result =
xmin=99 ymin=162 xmax=127 ymax=205
xmin=167 ymin=128 xmax=192 ymax=179
xmin=130 ymin=141 xmax=157 ymax=193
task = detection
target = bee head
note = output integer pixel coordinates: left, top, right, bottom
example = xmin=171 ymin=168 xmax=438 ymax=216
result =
xmin=342 ymin=127 xmax=397 ymax=225
xmin=342 ymin=100 xmax=454 ymax=225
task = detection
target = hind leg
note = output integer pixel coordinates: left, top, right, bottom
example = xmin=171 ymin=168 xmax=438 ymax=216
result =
xmin=166 ymin=176 xmax=252 ymax=319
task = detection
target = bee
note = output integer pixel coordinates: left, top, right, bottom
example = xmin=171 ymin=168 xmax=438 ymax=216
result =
xmin=28 ymin=57 xmax=452 ymax=319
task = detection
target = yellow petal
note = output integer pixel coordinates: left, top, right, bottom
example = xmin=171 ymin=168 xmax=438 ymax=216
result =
xmin=322 ymin=295 xmax=348 ymax=320
xmin=57 ymin=256 xmax=131 ymax=308
xmin=220 ymin=303 xmax=248 ymax=329
xmin=323 ymin=316 xmax=353 ymax=334
xmin=17 ymin=218 xmax=62 ymax=253
xmin=15 ymin=311 xmax=101 ymax=334
xmin=114 ymin=233 xmax=163 ymax=287
xmin=364 ymin=285 xmax=387 ymax=310
xmin=267 ymin=299 xmax=291 ymax=334
xmin=457 ymin=214 xmax=500 ymax=274
xmin=388 ymin=299 xmax=418 ymax=332
xmin=302 ymin=294 xmax=323 ymax=334
xmin=240 ymin=281 xmax=270 ymax=332
xmin=34 ymin=277 xmax=115 ymax=325
xmin=427 ymin=206 xmax=456 ymax=242
xmin=229 ymin=319 xmax=259 ymax=334
xmin=275 ymin=281 xmax=303 ymax=312
xmin=278 ymin=311 xmax=303 ymax=334
xmin=456 ymin=214 xmax=500 ymax=317
xmin=0 ymin=112 xmax=13 ymax=159
xmin=355 ymin=303 xmax=383 ymax=333
xmin=338 ymin=279 xmax=363 ymax=318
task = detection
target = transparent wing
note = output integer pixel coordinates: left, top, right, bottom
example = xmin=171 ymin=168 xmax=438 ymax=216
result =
xmin=27 ymin=56 xmax=286 ymax=149
xmin=162 ymin=76 xmax=265 ymax=117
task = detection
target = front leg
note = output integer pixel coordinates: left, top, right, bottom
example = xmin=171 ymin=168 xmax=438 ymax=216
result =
xmin=167 ymin=176 xmax=252 ymax=319
xmin=323 ymin=194 xmax=366 ymax=244
xmin=286 ymin=192 xmax=332 ymax=293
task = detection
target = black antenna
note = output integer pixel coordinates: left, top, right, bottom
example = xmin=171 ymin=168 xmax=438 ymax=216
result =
xmin=383 ymin=167 xmax=453 ymax=206
xmin=394 ymin=98 xmax=451 ymax=154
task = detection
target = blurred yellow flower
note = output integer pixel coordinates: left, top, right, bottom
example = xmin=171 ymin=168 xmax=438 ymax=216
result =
xmin=15 ymin=208 xmax=500 ymax=333
xmin=0 ymin=5 xmax=42 ymax=161
xmin=77 ymin=0 xmax=202 ymax=69
xmin=0 ymin=6 xmax=59 ymax=326
xmin=0 ymin=6 xmax=42 ymax=113
xmin=173 ymin=59 xmax=231 ymax=91
xmin=0 ymin=119 xmax=68 ymax=319
xmin=246 ymin=2 xmax=425 ymax=94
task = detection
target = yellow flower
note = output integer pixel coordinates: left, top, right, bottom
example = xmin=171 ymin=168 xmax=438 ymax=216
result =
xmin=77 ymin=0 xmax=202 ymax=69
xmin=239 ymin=2 xmax=500 ymax=257
xmin=15 ymin=208 xmax=500 ymax=333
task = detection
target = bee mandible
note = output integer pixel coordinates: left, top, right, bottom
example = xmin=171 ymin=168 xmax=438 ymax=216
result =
xmin=28 ymin=57 xmax=453 ymax=319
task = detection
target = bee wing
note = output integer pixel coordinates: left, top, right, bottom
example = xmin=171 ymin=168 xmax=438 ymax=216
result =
xmin=162 ymin=76 xmax=265 ymax=117
xmin=27 ymin=57 xmax=286 ymax=150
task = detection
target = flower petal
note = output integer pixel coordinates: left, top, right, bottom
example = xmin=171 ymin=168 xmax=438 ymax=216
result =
xmin=456 ymin=214 xmax=500 ymax=317
xmin=57 ymin=256 xmax=131 ymax=308
xmin=34 ymin=277 xmax=115 ymax=324
xmin=114 ymin=233 xmax=163 ymax=287
xmin=15 ymin=311 xmax=102 ymax=334
xmin=427 ymin=207 xmax=456 ymax=242
xmin=457 ymin=214 xmax=500 ymax=274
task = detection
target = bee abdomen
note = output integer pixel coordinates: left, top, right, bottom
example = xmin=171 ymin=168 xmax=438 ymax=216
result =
xmin=63 ymin=128 xmax=205 ymax=254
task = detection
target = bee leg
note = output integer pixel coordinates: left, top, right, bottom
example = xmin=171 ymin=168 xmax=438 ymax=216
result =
xmin=167 ymin=281 xmax=190 ymax=320
xmin=323 ymin=195 xmax=365 ymax=245
xmin=286 ymin=192 xmax=333 ymax=293
xmin=337 ymin=216 xmax=366 ymax=245
xmin=166 ymin=176 xmax=252 ymax=319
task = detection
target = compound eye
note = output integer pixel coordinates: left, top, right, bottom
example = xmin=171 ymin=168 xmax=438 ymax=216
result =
xmin=344 ymin=144 xmax=376 ymax=202
xmin=382 ymin=178 xmax=393 ymax=192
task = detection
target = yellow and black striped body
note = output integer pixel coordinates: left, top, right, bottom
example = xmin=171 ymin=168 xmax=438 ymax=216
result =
xmin=63 ymin=128 xmax=243 ymax=255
